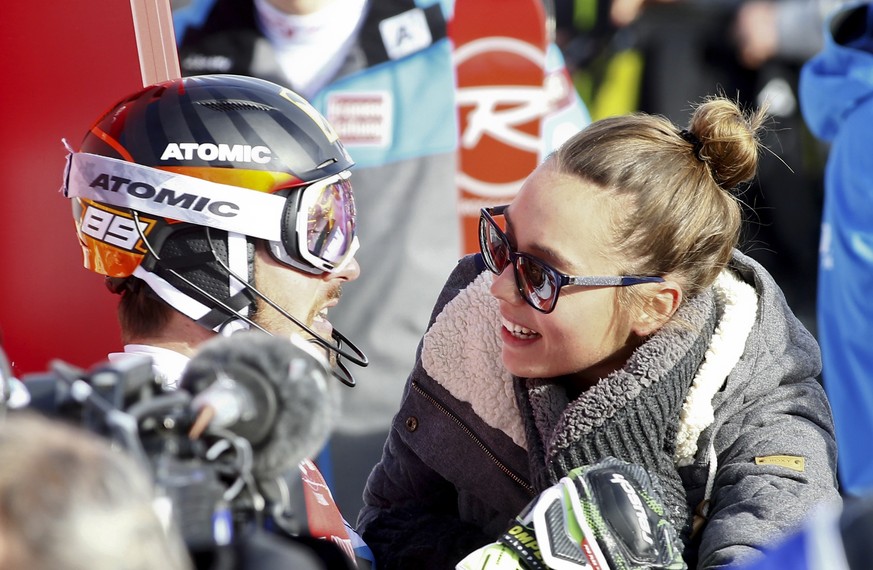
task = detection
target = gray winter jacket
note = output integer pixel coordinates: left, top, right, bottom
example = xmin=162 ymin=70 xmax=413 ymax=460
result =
xmin=357 ymin=250 xmax=840 ymax=569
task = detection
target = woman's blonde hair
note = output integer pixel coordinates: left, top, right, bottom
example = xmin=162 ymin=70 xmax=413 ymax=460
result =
xmin=551 ymin=97 xmax=766 ymax=307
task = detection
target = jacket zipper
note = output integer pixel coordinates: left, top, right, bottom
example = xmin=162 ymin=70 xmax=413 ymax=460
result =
xmin=412 ymin=380 xmax=536 ymax=497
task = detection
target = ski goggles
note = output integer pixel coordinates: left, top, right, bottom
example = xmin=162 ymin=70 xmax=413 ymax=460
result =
xmin=269 ymin=170 xmax=359 ymax=275
xmin=479 ymin=205 xmax=664 ymax=314
xmin=64 ymin=152 xmax=358 ymax=275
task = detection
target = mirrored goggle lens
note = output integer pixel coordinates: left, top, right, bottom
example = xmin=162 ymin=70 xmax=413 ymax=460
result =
xmin=517 ymin=255 xmax=558 ymax=311
xmin=304 ymin=174 xmax=356 ymax=264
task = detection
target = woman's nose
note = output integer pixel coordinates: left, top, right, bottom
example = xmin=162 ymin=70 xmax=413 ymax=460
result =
xmin=489 ymin=263 xmax=523 ymax=306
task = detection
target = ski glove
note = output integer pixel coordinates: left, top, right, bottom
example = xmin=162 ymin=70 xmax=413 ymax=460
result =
xmin=457 ymin=457 xmax=686 ymax=570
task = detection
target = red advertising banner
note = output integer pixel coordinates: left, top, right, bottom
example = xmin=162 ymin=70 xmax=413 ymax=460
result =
xmin=449 ymin=0 xmax=549 ymax=254
xmin=0 ymin=1 xmax=177 ymax=376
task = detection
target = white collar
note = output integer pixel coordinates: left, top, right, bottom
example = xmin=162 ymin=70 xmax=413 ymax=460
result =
xmin=255 ymin=0 xmax=365 ymax=44
xmin=253 ymin=0 xmax=367 ymax=97
xmin=107 ymin=344 xmax=191 ymax=390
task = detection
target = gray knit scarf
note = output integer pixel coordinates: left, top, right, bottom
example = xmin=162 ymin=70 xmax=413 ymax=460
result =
xmin=515 ymin=287 xmax=718 ymax=538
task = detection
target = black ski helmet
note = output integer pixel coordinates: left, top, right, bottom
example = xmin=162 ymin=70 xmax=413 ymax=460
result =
xmin=65 ymin=74 xmax=356 ymax=332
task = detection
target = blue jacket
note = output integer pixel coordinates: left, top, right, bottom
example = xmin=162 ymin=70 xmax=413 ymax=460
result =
xmin=800 ymin=1 xmax=873 ymax=496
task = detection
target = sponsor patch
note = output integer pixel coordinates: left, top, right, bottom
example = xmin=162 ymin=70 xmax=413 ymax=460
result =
xmin=755 ymin=455 xmax=805 ymax=472
xmin=379 ymin=8 xmax=433 ymax=60
xmin=326 ymin=92 xmax=392 ymax=147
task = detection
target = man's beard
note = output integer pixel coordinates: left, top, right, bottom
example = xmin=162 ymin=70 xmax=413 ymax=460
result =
xmin=248 ymin=283 xmax=343 ymax=361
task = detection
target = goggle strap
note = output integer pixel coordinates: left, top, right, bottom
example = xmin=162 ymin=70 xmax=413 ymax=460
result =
xmin=64 ymin=152 xmax=285 ymax=241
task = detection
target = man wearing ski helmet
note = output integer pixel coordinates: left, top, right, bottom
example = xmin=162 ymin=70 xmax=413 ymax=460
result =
xmin=61 ymin=73 xmax=372 ymax=566
xmin=63 ymin=73 xmax=367 ymax=386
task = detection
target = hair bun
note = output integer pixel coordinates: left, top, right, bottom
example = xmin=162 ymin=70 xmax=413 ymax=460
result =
xmin=686 ymin=98 xmax=766 ymax=190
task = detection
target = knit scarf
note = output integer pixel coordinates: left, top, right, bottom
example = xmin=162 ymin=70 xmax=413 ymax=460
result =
xmin=516 ymin=286 xmax=718 ymax=537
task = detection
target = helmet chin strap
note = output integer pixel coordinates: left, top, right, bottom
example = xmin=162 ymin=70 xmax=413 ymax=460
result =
xmin=131 ymin=212 xmax=367 ymax=387
xmin=205 ymin=229 xmax=369 ymax=387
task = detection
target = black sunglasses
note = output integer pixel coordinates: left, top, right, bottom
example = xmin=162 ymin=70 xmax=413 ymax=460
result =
xmin=478 ymin=205 xmax=665 ymax=313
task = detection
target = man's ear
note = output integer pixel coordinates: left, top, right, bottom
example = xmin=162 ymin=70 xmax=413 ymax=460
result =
xmin=632 ymin=280 xmax=683 ymax=337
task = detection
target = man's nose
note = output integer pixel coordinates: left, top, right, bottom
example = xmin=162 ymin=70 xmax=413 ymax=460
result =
xmin=333 ymin=255 xmax=361 ymax=282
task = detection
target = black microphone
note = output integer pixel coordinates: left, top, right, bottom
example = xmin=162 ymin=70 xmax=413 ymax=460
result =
xmin=180 ymin=330 xmax=334 ymax=480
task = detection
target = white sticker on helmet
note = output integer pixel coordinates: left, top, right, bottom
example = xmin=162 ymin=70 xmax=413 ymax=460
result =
xmin=80 ymin=204 xmax=151 ymax=251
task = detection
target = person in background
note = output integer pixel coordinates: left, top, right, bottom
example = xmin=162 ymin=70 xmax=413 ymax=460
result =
xmin=800 ymin=0 xmax=873 ymax=497
xmin=733 ymin=0 xmax=845 ymax=70
xmin=0 ymin=411 xmax=192 ymax=570
xmin=357 ymin=96 xmax=840 ymax=569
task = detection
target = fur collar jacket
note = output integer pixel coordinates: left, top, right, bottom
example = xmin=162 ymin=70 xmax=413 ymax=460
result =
xmin=358 ymin=250 xmax=840 ymax=570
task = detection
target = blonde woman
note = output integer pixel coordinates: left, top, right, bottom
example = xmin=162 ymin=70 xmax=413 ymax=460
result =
xmin=358 ymin=98 xmax=840 ymax=569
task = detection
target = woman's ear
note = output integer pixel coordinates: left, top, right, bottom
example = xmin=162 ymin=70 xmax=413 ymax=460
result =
xmin=632 ymin=280 xmax=683 ymax=337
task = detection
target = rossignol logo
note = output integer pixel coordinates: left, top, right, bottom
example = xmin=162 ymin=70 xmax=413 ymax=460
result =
xmin=455 ymin=37 xmax=547 ymax=201
xmin=160 ymin=143 xmax=272 ymax=164
xmin=89 ymin=172 xmax=239 ymax=217
xmin=610 ymin=473 xmax=654 ymax=545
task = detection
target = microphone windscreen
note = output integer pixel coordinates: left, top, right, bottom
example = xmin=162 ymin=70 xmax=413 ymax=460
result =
xmin=181 ymin=331 xmax=334 ymax=479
